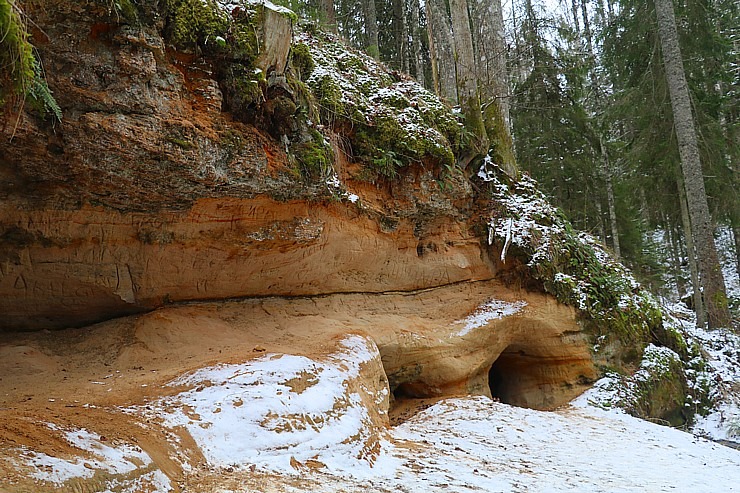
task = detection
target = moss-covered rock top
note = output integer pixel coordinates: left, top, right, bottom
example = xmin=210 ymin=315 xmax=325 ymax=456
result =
xmin=294 ymin=29 xmax=462 ymax=177
xmin=479 ymin=159 xmax=663 ymax=358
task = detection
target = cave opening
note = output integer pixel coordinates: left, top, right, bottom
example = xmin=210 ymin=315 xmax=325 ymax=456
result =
xmin=487 ymin=346 xmax=562 ymax=410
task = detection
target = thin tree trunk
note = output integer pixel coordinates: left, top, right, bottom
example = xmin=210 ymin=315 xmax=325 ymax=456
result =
xmin=426 ymin=0 xmax=457 ymax=103
xmin=655 ymin=0 xmax=730 ymax=328
xmin=392 ymin=0 xmax=408 ymax=72
xmin=595 ymin=194 xmax=605 ymax=244
xmin=320 ymin=0 xmax=337 ymax=33
xmin=678 ymin=174 xmax=706 ymax=327
xmin=601 ymin=136 xmax=621 ymax=258
xmin=364 ymin=0 xmax=379 ymax=59
xmin=571 ymin=0 xmax=581 ymax=33
xmin=409 ymin=0 xmax=425 ymax=83
xmin=449 ymin=0 xmax=489 ymax=161
xmin=580 ymin=0 xmax=618 ymax=258
xmin=666 ymin=216 xmax=686 ymax=296
xmin=580 ymin=0 xmax=593 ymax=53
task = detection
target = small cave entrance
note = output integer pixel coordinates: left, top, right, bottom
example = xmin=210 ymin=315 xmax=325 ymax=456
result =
xmin=487 ymin=345 xmax=572 ymax=410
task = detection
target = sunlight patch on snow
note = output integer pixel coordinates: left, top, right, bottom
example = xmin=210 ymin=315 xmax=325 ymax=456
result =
xmin=454 ymin=298 xmax=527 ymax=336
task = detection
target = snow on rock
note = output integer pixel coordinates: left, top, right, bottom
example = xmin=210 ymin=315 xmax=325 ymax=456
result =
xmin=454 ymin=298 xmax=527 ymax=336
xmin=142 ymin=335 xmax=399 ymax=478
xmin=288 ymin=396 xmax=740 ymax=492
xmin=14 ymin=427 xmax=170 ymax=491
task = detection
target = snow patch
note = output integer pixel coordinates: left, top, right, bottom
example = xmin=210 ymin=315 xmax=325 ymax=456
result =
xmin=455 ymin=298 xmax=527 ymax=336
xmin=143 ymin=335 xmax=400 ymax=479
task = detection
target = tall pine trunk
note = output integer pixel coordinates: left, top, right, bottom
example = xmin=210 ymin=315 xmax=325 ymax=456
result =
xmin=654 ymin=0 xmax=731 ymax=328
xmin=581 ymin=0 xmax=620 ymax=258
xmin=470 ymin=0 xmax=516 ymax=176
xmin=601 ymin=136 xmax=621 ymax=259
xmin=409 ymin=0 xmax=425 ymax=83
xmin=392 ymin=0 xmax=408 ymax=72
xmin=363 ymin=0 xmax=379 ymax=59
xmin=449 ymin=0 xmax=488 ymax=162
xmin=678 ymin=174 xmax=706 ymax=327
xmin=426 ymin=0 xmax=457 ymax=103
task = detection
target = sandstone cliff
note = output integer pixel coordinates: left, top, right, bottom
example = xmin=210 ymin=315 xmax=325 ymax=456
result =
xmin=0 ymin=1 xmax=690 ymax=491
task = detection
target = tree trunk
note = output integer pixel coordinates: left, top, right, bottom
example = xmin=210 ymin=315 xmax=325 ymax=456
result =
xmin=426 ymin=0 xmax=457 ymax=103
xmin=470 ymin=0 xmax=516 ymax=175
xmin=571 ymin=0 xmax=581 ymax=32
xmin=580 ymin=0 xmax=593 ymax=53
xmin=678 ymin=173 xmax=706 ymax=327
xmin=363 ymin=0 xmax=379 ymax=59
xmin=449 ymin=0 xmax=488 ymax=161
xmin=409 ymin=0 xmax=425 ymax=83
xmin=666 ymin=216 xmax=686 ymax=296
xmin=655 ymin=0 xmax=730 ymax=328
xmin=319 ymin=0 xmax=337 ymax=33
xmin=470 ymin=0 xmax=510 ymax=126
xmin=601 ymin=136 xmax=621 ymax=259
xmin=392 ymin=0 xmax=408 ymax=72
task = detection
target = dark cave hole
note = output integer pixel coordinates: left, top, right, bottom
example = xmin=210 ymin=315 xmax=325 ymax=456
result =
xmin=488 ymin=350 xmax=525 ymax=406
xmin=488 ymin=347 xmax=560 ymax=410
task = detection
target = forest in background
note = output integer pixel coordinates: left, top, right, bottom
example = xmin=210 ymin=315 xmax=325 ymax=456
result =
xmin=277 ymin=0 xmax=738 ymax=327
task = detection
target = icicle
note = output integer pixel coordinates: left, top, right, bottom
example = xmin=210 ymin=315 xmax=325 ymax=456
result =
xmin=500 ymin=218 xmax=513 ymax=263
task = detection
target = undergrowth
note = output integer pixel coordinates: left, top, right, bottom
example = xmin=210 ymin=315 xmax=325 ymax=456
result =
xmin=0 ymin=0 xmax=61 ymax=121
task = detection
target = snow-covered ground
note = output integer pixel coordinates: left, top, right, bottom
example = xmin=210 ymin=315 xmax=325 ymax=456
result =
xmin=9 ymin=333 xmax=740 ymax=492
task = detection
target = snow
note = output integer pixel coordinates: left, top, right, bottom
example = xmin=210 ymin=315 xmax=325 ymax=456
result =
xmin=455 ymin=298 xmax=527 ymax=336
xmin=18 ymin=427 xmax=171 ymax=491
xmin=389 ymin=397 xmax=740 ymax=493
xmin=134 ymin=333 xmax=738 ymax=492
xmin=10 ymin=330 xmax=740 ymax=492
xmin=682 ymin=318 xmax=740 ymax=443
xmin=143 ymin=335 xmax=400 ymax=478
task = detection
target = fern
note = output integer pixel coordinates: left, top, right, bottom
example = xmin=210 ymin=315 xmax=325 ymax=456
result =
xmin=0 ymin=0 xmax=61 ymax=121
xmin=28 ymin=59 xmax=61 ymax=121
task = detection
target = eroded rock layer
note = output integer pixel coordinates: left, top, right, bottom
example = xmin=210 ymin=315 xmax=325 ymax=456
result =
xmin=0 ymin=197 xmax=490 ymax=330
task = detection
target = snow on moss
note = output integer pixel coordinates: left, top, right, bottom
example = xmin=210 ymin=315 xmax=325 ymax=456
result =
xmin=481 ymin=159 xmax=662 ymax=345
xmin=296 ymin=30 xmax=461 ymax=170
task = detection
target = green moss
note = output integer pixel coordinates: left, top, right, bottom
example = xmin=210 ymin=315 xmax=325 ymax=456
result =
xmin=629 ymin=347 xmax=689 ymax=426
xmin=290 ymin=42 xmax=314 ymax=81
xmin=299 ymin=31 xmax=462 ymax=180
xmin=365 ymin=44 xmax=379 ymax=60
xmin=483 ymin=101 xmax=517 ymax=177
xmin=0 ymin=0 xmax=35 ymax=109
xmin=460 ymin=93 xmax=488 ymax=159
xmin=291 ymin=129 xmax=333 ymax=178
xmin=103 ymin=0 xmax=139 ymax=23
xmin=486 ymin=170 xmax=663 ymax=353
xmin=167 ymin=136 xmax=195 ymax=149
xmin=313 ymin=74 xmax=345 ymax=120
xmin=163 ymin=0 xmax=228 ymax=50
